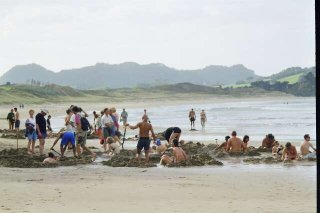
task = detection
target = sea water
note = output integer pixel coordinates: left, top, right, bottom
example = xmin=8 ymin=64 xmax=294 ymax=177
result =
xmin=50 ymin=97 xmax=316 ymax=148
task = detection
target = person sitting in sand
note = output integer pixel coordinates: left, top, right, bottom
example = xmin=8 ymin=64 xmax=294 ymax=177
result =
xmin=281 ymin=142 xmax=298 ymax=161
xmin=106 ymin=137 xmax=120 ymax=156
xmin=226 ymin=131 xmax=245 ymax=153
xmin=154 ymin=139 xmax=167 ymax=154
xmin=126 ymin=114 xmax=156 ymax=163
xmin=300 ymin=134 xmax=316 ymax=159
xmin=216 ymin=136 xmax=230 ymax=151
xmin=50 ymin=131 xmax=77 ymax=158
xmin=164 ymin=127 xmax=182 ymax=145
xmin=160 ymin=139 xmax=188 ymax=166
xmin=42 ymin=152 xmax=59 ymax=164
xmin=242 ymin=135 xmax=249 ymax=152
xmin=262 ymin=134 xmax=275 ymax=148
xmin=272 ymin=141 xmax=283 ymax=157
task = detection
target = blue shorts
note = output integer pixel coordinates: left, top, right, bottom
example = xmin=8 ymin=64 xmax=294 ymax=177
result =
xmin=37 ymin=132 xmax=47 ymax=139
xmin=27 ymin=131 xmax=37 ymax=141
xmin=137 ymin=137 xmax=151 ymax=151
xmin=61 ymin=132 xmax=75 ymax=146
xmin=110 ymin=126 xmax=116 ymax=137
xmin=15 ymin=120 xmax=20 ymax=128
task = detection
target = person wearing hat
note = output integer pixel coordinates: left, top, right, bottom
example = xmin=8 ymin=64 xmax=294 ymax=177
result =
xmin=36 ymin=109 xmax=49 ymax=155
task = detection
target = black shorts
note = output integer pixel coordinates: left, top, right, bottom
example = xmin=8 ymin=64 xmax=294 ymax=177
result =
xmin=137 ymin=137 xmax=151 ymax=151
xmin=164 ymin=127 xmax=181 ymax=142
xmin=190 ymin=117 xmax=195 ymax=122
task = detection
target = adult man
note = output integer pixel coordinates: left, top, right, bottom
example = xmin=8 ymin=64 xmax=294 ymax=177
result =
xmin=120 ymin=108 xmax=128 ymax=126
xmin=101 ymin=108 xmax=114 ymax=151
xmin=262 ymin=134 xmax=275 ymax=148
xmin=164 ymin=127 xmax=182 ymax=145
xmin=200 ymin=109 xmax=207 ymax=129
xmin=160 ymin=139 xmax=188 ymax=166
xmin=36 ymin=109 xmax=49 ymax=155
xmin=281 ymin=142 xmax=297 ymax=161
xmin=14 ymin=107 xmax=20 ymax=131
xmin=300 ymin=134 xmax=316 ymax=159
xmin=50 ymin=131 xmax=77 ymax=158
xmin=72 ymin=106 xmax=96 ymax=160
xmin=226 ymin=131 xmax=245 ymax=153
xmin=6 ymin=109 xmax=15 ymax=130
xmin=126 ymin=114 xmax=156 ymax=163
xmin=189 ymin=109 xmax=196 ymax=130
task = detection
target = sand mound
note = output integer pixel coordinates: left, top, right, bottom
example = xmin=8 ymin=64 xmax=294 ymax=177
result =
xmin=0 ymin=148 xmax=94 ymax=168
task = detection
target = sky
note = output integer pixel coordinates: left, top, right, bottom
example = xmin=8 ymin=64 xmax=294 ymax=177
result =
xmin=0 ymin=0 xmax=315 ymax=76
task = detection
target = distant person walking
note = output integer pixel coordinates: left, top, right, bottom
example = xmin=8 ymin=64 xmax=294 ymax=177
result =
xmin=14 ymin=107 xmax=20 ymax=131
xmin=47 ymin=115 xmax=52 ymax=132
xmin=120 ymin=108 xmax=128 ymax=126
xmin=6 ymin=109 xmax=15 ymax=130
xmin=189 ymin=109 xmax=196 ymax=130
xmin=200 ymin=109 xmax=207 ymax=129
xmin=36 ymin=109 xmax=49 ymax=155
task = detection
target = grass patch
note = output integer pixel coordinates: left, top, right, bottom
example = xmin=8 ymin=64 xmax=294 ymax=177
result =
xmin=278 ymin=73 xmax=304 ymax=84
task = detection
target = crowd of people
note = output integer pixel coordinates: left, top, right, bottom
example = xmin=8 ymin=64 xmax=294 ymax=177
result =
xmin=4 ymin=106 xmax=317 ymax=165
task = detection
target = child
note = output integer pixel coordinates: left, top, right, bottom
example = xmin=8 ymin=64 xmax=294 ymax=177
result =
xmin=42 ymin=152 xmax=58 ymax=164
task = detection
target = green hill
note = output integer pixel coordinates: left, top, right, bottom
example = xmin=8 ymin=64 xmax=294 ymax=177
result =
xmin=278 ymin=72 xmax=304 ymax=84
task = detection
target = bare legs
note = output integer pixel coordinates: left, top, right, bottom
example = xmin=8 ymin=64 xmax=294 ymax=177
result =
xmin=27 ymin=140 xmax=35 ymax=154
xmin=39 ymin=138 xmax=45 ymax=155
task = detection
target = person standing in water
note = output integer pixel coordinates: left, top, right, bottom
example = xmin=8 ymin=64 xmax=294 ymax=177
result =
xmin=189 ymin=109 xmax=196 ymax=130
xmin=200 ymin=109 xmax=207 ymax=129
xmin=120 ymin=108 xmax=128 ymax=126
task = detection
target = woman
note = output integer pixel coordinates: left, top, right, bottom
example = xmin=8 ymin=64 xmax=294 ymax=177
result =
xmin=25 ymin=109 xmax=37 ymax=154
xmin=242 ymin=135 xmax=249 ymax=152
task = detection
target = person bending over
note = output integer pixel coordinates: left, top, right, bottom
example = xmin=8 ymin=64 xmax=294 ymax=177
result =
xmin=164 ymin=127 xmax=182 ymax=145
xmin=50 ymin=131 xmax=77 ymax=158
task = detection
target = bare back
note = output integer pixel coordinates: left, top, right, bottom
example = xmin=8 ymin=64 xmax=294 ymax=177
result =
xmin=138 ymin=121 xmax=153 ymax=138
xmin=300 ymin=141 xmax=312 ymax=155
xmin=227 ymin=137 xmax=244 ymax=153
xmin=173 ymin=147 xmax=187 ymax=162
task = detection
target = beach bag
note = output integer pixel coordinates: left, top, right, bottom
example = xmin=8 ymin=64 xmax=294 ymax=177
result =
xmin=80 ymin=117 xmax=90 ymax=131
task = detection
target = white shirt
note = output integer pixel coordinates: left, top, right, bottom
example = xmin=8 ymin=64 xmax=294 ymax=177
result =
xmin=25 ymin=117 xmax=36 ymax=126
xmin=101 ymin=114 xmax=114 ymax=127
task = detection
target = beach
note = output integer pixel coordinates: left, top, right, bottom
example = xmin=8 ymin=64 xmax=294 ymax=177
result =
xmin=0 ymin=164 xmax=316 ymax=213
xmin=0 ymin=96 xmax=316 ymax=213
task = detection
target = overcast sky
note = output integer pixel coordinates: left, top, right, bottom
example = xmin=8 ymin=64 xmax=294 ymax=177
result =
xmin=0 ymin=0 xmax=315 ymax=76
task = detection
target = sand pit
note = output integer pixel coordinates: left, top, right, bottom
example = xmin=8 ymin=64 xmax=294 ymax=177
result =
xmin=0 ymin=148 xmax=96 ymax=168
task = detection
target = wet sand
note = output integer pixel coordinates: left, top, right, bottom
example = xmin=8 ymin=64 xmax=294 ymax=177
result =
xmin=0 ymin=136 xmax=317 ymax=213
